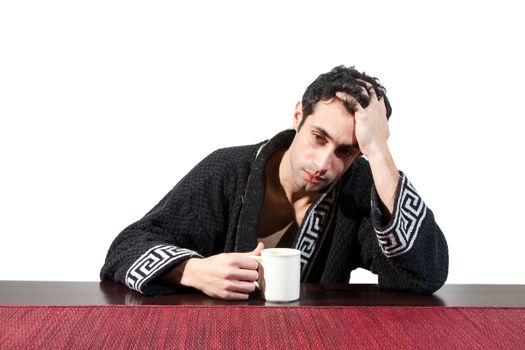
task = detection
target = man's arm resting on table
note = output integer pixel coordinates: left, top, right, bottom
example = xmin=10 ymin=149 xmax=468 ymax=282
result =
xmin=159 ymin=243 xmax=264 ymax=300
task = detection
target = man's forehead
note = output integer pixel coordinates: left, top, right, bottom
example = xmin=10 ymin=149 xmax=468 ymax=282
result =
xmin=314 ymin=95 xmax=355 ymax=111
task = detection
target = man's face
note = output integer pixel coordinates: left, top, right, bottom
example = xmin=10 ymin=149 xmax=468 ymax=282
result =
xmin=288 ymin=99 xmax=361 ymax=192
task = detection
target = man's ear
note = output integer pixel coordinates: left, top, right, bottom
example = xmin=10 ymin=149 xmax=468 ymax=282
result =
xmin=293 ymin=101 xmax=303 ymax=131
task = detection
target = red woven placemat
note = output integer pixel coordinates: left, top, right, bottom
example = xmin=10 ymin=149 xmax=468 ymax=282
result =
xmin=1 ymin=305 xmax=524 ymax=349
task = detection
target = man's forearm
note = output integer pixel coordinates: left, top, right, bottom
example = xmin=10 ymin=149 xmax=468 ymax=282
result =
xmin=366 ymin=145 xmax=400 ymax=216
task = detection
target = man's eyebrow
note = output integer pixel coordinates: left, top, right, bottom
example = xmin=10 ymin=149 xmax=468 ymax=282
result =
xmin=313 ymin=126 xmax=359 ymax=149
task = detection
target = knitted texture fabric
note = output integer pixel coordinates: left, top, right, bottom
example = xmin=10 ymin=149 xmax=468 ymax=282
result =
xmin=100 ymin=130 xmax=448 ymax=295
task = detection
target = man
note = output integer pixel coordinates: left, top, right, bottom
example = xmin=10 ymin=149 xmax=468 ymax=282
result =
xmin=100 ymin=65 xmax=448 ymax=299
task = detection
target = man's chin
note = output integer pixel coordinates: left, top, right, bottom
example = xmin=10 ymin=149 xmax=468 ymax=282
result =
xmin=293 ymin=175 xmax=331 ymax=193
xmin=303 ymin=182 xmax=329 ymax=192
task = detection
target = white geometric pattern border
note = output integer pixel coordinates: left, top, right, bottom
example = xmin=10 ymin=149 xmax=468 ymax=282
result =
xmin=296 ymin=182 xmax=338 ymax=274
xmin=125 ymin=245 xmax=202 ymax=293
xmin=375 ymin=174 xmax=427 ymax=258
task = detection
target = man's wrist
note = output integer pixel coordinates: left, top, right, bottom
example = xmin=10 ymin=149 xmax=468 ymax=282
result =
xmin=361 ymin=142 xmax=389 ymax=160
xmin=159 ymin=257 xmax=201 ymax=290
xmin=178 ymin=258 xmax=201 ymax=289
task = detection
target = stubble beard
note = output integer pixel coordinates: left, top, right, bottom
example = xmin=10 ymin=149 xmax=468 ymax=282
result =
xmin=293 ymin=163 xmax=334 ymax=193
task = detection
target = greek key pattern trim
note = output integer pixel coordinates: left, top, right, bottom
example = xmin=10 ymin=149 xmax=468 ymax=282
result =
xmin=375 ymin=174 xmax=427 ymax=258
xmin=296 ymin=182 xmax=338 ymax=275
xmin=126 ymin=245 xmax=202 ymax=293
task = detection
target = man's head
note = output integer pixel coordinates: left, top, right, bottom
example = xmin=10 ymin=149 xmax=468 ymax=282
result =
xmin=299 ymin=65 xmax=392 ymax=130
xmin=286 ymin=65 xmax=391 ymax=193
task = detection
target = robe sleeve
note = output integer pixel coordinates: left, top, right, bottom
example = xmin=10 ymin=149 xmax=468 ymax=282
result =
xmin=358 ymin=171 xmax=449 ymax=295
xmin=100 ymin=148 xmax=235 ymax=296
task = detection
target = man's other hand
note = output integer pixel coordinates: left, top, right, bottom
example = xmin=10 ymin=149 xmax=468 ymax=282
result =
xmin=165 ymin=242 xmax=264 ymax=300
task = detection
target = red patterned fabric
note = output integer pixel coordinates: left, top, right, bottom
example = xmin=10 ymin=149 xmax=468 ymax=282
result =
xmin=1 ymin=305 xmax=524 ymax=349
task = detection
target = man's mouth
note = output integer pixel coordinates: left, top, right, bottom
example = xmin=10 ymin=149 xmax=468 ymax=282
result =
xmin=304 ymin=170 xmax=324 ymax=184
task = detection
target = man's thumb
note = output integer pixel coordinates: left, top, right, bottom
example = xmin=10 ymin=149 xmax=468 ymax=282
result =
xmin=251 ymin=242 xmax=264 ymax=256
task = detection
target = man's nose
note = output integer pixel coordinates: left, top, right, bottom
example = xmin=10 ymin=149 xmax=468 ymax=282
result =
xmin=313 ymin=148 xmax=333 ymax=174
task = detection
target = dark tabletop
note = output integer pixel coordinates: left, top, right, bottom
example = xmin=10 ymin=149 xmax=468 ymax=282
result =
xmin=1 ymin=281 xmax=524 ymax=306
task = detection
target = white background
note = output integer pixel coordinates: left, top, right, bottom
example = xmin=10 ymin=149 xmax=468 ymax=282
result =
xmin=1 ymin=1 xmax=524 ymax=284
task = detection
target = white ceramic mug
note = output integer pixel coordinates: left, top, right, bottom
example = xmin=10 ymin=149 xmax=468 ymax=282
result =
xmin=250 ymin=248 xmax=301 ymax=302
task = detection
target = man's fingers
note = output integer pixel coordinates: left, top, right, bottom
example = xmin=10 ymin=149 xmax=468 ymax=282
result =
xmin=226 ymin=242 xmax=264 ymax=270
xmin=226 ymin=280 xmax=257 ymax=294
xmin=225 ymin=254 xmax=259 ymax=271
xmin=226 ymin=267 xmax=258 ymax=282
xmin=356 ymin=79 xmax=378 ymax=101
xmin=211 ymin=280 xmax=256 ymax=300
xmin=221 ymin=291 xmax=250 ymax=301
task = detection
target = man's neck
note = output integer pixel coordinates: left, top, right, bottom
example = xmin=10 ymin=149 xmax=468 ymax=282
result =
xmin=259 ymin=148 xmax=316 ymax=238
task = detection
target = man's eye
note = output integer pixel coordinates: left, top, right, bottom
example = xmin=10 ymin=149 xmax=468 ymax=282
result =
xmin=337 ymin=149 xmax=357 ymax=158
xmin=313 ymin=133 xmax=325 ymax=144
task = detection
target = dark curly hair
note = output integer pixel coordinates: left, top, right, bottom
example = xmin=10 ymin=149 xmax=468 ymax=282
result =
xmin=299 ymin=65 xmax=392 ymax=129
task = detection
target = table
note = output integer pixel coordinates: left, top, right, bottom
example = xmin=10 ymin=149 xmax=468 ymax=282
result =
xmin=1 ymin=281 xmax=525 ymax=306
xmin=2 ymin=282 xmax=525 ymax=349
